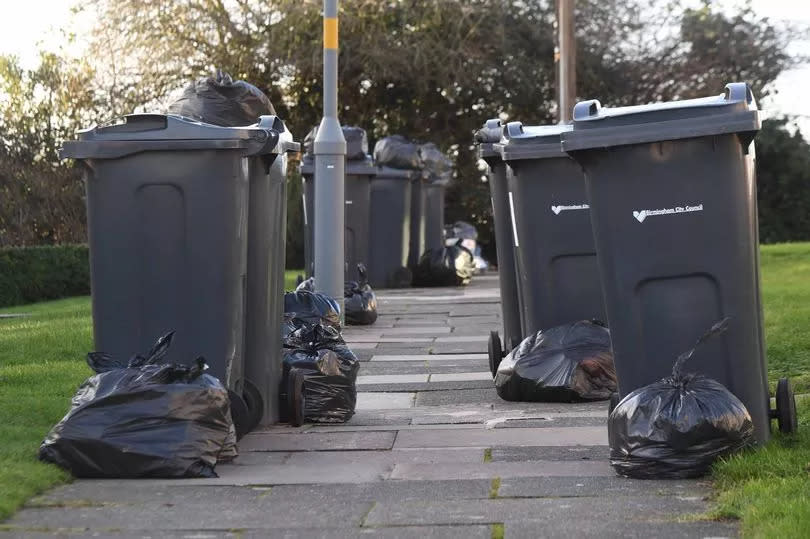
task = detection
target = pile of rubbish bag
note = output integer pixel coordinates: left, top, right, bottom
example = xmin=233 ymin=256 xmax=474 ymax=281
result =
xmin=281 ymin=281 xmax=359 ymax=423
xmin=420 ymin=142 xmax=453 ymax=184
xmin=167 ymin=69 xmax=275 ymax=127
xmin=344 ymin=264 xmax=378 ymax=325
xmin=39 ymin=332 xmax=237 ymax=478
xmin=609 ymin=318 xmax=755 ymax=479
xmin=495 ymin=320 xmax=617 ymax=402
xmin=374 ymin=135 xmax=423 ymax=170
xmin=445 ymin=221 xmax=488 ymax=271
xmin=413 ymin=240 xmax=475 ymax=287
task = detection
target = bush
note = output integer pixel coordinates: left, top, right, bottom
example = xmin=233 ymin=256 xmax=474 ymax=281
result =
xmin=0 ymin=245 xmax=90 ymax=308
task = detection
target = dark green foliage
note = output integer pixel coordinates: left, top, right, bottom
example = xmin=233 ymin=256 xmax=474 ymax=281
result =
xmin=755 ymin=119 xmax=810 ymax=244
xmin=0 ymin=245 xmax=90 ymax=307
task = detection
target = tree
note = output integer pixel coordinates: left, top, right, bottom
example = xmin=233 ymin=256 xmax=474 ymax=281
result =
xmin=0 ymin=0 xmax=804 ymax=254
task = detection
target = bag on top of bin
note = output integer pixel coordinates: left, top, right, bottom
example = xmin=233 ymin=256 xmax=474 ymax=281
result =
xmin=374 ymin=135 xmax=424 ymax=170
xmin=413 ymin=240 xmax=475 ymax=287
xmin=420 ymin=142 xmax=453 ymax=184
xmin=280 ymin=336 xmax=359 ymax=424
xmin=495 ymin=320 xmax=617 ymax=402
xmin=304 ymin=125 xmax=369 ymax=160
xmin=344 ymin=264 xmax=378 ymax=326
xmin=38 ymin=332 xmax=237 ymax=479
xmin=284 ymin=282 xmax=342 ymax=330
xmin=167 ymin=69 xmax=275 ymax=127
xmin=446 ymin=221 xmax=478 ymax=241
xmin=609 ymin=318 xmax=755 ymax=479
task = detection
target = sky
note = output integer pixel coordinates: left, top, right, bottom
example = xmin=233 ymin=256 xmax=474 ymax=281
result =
xmin=0 ymin=0 xmax=808 ymax=134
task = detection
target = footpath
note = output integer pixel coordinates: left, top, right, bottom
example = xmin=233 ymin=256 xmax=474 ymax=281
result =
xmin=4 ymin=275 xmax=737 ymax=538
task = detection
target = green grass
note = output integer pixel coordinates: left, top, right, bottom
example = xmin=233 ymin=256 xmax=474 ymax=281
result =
xmin=760 ymin=243 xmax=810 ymax=394
xmin=710 ymin=398 xmax=810 ymax=537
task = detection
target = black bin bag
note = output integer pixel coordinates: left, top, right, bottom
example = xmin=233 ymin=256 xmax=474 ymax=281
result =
xmin=167 ymin=69 xmax=275 ymax=127
xmin=281 ymin=288 xmax=359 ymax=423
xmin=39 ymin=332 xmax=237 ymax=478
xmin=373 ymin=135 xmax=423 ymax=170
xmin=609 ymin=318 xmax=755 ymax=479
xmin=344 ymin=264 xmax=378 ymax=326
xmin=413 ymin=241 xmax=475 ymax=287
xmin=495 ymin=320 xmax=617 ymax=402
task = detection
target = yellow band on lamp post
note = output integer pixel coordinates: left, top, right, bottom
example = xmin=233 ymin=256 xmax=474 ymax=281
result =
xmin=324 ymin=17 xmax=338 ymax=49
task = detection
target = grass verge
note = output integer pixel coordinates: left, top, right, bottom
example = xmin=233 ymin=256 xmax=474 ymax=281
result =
xmin=710 ymin=397 xmax=810 ymax=537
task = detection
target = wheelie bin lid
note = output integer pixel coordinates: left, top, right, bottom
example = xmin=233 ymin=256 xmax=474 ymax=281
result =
xmin=474 ymin=118 xmax=504 ymax=159
xmin=374 ymin=166 xmax=423 ymax=181
xmin=60 ymin=114 xmax=285 ymax=160
xmin=494 ymin=121 xmax=571 ymax=161
xmin=561 ymin=82 xmax=761 ymax=152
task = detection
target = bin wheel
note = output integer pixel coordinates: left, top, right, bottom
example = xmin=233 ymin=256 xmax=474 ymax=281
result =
xmin=775 ymin=377 xmax=798 ymax=434
xmin=287 ymin=368 xmax=306 ymax=427
xmin=228 ymin=389 xmax=251 ymax=440
xmin=242 ymin=379 xmax=264 ymax=433
xmin=608 ymin=392 xmax=620 ymax=416
xmin=488 ymin=331 xmax=504 ymax=378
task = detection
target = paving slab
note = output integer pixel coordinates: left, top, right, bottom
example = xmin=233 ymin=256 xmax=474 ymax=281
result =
xmin=490 ymin=446 xmax=609 ymax=462
xmin=371 ymin=353 xmax=488 ymax=362
xmin=381 ymin=326 xmax=453 ymax=334
xmin=504 ymin=520 xmax=737 ymax=539
xmin=496 ymin=475 xmax=712 ymax=498
xmin=390 ymin=459 xmax=614 ymax=480
xmin=430 ymin=342 xmax=488 ymax=354
xmin=364 ymin=496 xmax=706 ymax=527
xmin=240 ymin=430 xmax=396 ymax=452
xmin=347 ymin=336 xmax=435 ymax=343
xmin=416 ymin=388 xmax=501 ymax=406
xmin=356 ymin=392 xmax=416 ymax=410
xmin=430 ymin=371 xmax=492 ymax=382
xmin=434 ymin=335 xmax=490 ymax=343
xmin=393 ymin=426 xmax=608 ymax=448
xmin=358 ymin=380 xmax=494 ymax=393
xmin=7 ymin=493 xmax=371 ymax=531
xmin=357 ymin=361 xmax=490 ymax=376
xmin=357 ymin=374 xmax=430 ymax=385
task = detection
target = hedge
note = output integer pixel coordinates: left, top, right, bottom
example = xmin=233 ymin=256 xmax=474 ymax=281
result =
xmin=0 ymin=245 xmax=90 ymax=308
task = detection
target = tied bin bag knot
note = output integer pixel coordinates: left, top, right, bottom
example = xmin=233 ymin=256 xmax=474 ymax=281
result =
xmin=39 ymin=332 xmax=237 ymax=479
xmin=608 ymin=318 xmax=756 ymax=479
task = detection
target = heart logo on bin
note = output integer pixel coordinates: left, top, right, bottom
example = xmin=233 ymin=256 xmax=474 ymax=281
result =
xmin=633 ymin=210 xmax=647 ymax=223
xmin=551 ymin=205 xmax=562 ymax=215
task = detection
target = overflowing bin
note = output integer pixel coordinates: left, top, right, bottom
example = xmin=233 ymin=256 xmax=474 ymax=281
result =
xmin=493 ymin=121 xmax=606 ymax=374
xmin=301 ymin=126 xmax=376 ymax=282
xmin=475 ymin=119 xmax=523 ymax=375
xmin=367 ymin=167 xmax=418 ymax=288
xmin=61 ymin=113 xmax=296 ymax=435
xmin=562 ymin=82 xmax=796 ymax=443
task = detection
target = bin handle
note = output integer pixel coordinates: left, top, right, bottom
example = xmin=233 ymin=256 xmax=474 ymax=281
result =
xmin=505 ymin=121 xmax=524 ymax=138
xmin=485 ymin=118 xmax=502 ymax=130
xmin=724 ymin=83 xmax=755 ymax=107
xmin=573 ymin=99 xmax=601 ymax=121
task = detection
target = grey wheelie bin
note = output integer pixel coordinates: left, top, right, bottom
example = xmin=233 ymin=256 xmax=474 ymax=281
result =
xmin=245 ymin=116 xmax=300 ymax=429
xmin=407 ymin=172 xmax=428 ymax=269
xmin=423 ymin=179 xmax=447 ymax=252
xmin=300 ymin=126 xmax=376 ymax=282
xmin=475 ymin=119 xmax=523 ymax=376
xmin=561 ymin=82 xmax=796 ymax=443
xmin=493 ymin=121 xmax=607 ymax=375
xmin=60 ymin=113 xmax=284 ymax=437
xmin=368 ymin=167 xmax=418 ymax=288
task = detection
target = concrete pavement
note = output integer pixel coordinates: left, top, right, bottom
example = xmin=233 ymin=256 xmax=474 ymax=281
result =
xmin=2 ymin=273 xmax=735 ymax=538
